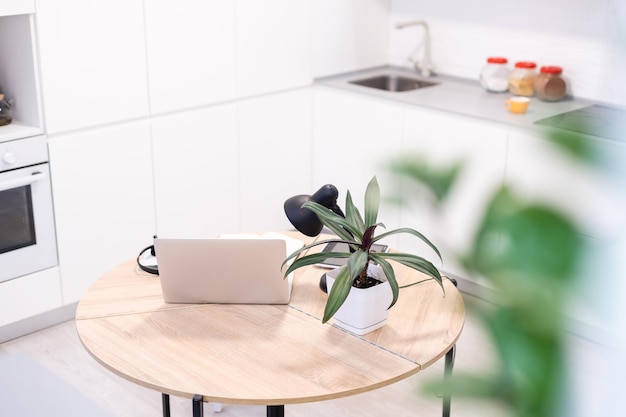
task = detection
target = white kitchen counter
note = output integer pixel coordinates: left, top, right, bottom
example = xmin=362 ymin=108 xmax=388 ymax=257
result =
xmin=315 ymin=65 xmax=608 ymax=137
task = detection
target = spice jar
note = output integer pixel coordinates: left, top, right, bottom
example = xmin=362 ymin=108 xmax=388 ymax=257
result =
xmin=0 ymin=94 xmax=12 ymax=127
xmin=508 ymin=61 xmax=537 ymax=96
xmin=479 ymin=57 xmax=510 ymax=93
xmin=534 ymin=66 xmax=568 ymax=101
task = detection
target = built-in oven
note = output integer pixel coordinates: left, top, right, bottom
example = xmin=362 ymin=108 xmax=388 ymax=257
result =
xmin=0 ymin=135 xmax=57 ymax=283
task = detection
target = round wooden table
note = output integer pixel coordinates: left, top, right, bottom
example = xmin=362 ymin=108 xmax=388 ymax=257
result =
xmin=76 ymin=234 xmax=465 ymax=417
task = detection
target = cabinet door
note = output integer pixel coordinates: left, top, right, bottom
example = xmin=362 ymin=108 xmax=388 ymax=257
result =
xmin=238 ymin=88 xmax=313 ymax=232
xmin=48 ymin=121 xmax=155 ymax=303
xmin=312 ymin=87 xmax=404 ymax=244
xmin=312 ymin=0 xmax=389 ymax=78
xmin=506 ymin=130 xmax=626 ymax=334
xmin=152 ymin=103 xmax=240 ymax=237
xmin=36 ymin=0 xmax=149 ymax=133
xmin=399 ymin=107 xmax=508 ymax=282
xmin=144 ymin=0 xmax=237 ymax=114
xmin=0 ymin=267 xmax=61 ymax=327
xmin=0 ymin=0 xmax=34 ymax=16
xmin=507 ymin=130 xmax=625 ymax=242
xmin=236 ymin=0 xmax=312 ymax=98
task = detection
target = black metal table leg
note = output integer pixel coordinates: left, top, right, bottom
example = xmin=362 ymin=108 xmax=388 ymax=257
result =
xmin=193 ymin=394 xmax=204 ymax=417
xmin=267 ymin=405 xmax=284 ymax=417
xmin=442 ymin=345 xmax=457 ymax=417
xmin=441 ymin=275 xmax=459 ymax=417
xmin=162 ymin=393 xmax=171 ymax=417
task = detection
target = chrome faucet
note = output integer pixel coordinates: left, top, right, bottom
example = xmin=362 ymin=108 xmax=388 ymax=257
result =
xmin=395 ymin=20 xmax=435 ymax=78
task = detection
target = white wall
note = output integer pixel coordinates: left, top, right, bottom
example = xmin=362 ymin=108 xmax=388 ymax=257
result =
xmin=390 ymin=0 xmax=626 ymax=105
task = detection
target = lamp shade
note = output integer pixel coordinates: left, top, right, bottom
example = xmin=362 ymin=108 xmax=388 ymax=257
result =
xmin=284 ymin=184 xmax=340 ymax=236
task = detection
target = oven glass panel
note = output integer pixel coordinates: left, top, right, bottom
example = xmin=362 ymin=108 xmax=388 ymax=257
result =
xmin=0 ymin=185 xmax=37 ymax=254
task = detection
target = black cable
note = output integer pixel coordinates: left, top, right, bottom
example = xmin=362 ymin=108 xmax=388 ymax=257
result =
xmin=136 ymin=245 xmax=158 ymax=275
xmin=399 ymin=275 xmax=453 ymax=289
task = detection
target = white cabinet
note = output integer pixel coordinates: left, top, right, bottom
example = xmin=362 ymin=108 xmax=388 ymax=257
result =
xmin=152 ymin=103 xmax=240 ymax=237
xmin=0 ymin=12 xmax=43 ymax=142
xmin=506 ymin=129 xmax=626 ymax=333
xmin=310 ymin=87 xmax=508 ymax=276
xmin=0 ymin=267 xmax=61 ymax=327
xmin=399 ymin=107 xmax=508 ymax=281
xmin=48 ymin=121 xmax=155 ymax=304
xmin=0 ymin=6 xmax=59 ymax=329
xmin=35 ymin=0 xmax=149 ymax=134
xmin=0 ymin=0 xmax=34 ymax=17
xmin=312 ymin=87 xmax=404 ymax=245
xmin=312 ymin=87 xmax=404 ymax=193
xmin=312 ymin=0 xmax=390 ymax=78
xmin=238 ymin=88 xmax=313 ymax=232
xmin=35 ymin=0 xmax=314 ymax=132
xmin=153 ymin=88 xmax=313 ymax=236
xmin=506 ymin=130 xmax=626 ymax=242
xmin=146 ymin=0 xmax=313 ymax=110
xmin=235 ymin=0 xmax=312 ymax=98
xmin=312 ymin=87 xmax=508 ymax=285
xmin=144 ymin=0 xmax=237 ymax=115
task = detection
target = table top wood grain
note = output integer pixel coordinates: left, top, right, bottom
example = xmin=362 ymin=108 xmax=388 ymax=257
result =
xmin=75 ymin=233 xmax=465 ymax=405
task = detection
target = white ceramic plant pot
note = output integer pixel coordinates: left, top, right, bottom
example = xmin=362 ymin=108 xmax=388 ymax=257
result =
xmin=325 ymin=263 xmax=393 ymax=335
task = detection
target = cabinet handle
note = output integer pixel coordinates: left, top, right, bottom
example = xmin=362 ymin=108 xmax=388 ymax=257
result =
xmin=0 ymin=172 xmax=47 ymax=192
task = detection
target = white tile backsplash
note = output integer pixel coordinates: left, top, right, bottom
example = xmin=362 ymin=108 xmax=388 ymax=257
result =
xmin=389 ymin=0 xmax=626 ymax=105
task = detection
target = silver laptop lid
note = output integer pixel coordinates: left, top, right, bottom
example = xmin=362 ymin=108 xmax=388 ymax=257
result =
xmin=154 ymin=238 xmax=291 ymax=304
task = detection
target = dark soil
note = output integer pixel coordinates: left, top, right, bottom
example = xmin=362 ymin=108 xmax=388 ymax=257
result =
xmin=353 ymin=275 xmax=382 ymax=289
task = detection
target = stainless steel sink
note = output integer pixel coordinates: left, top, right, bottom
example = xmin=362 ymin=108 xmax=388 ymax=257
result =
xmin=349 ymin=74 xmax=438 ymax=92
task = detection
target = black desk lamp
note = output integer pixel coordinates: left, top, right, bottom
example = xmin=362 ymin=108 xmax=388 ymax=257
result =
xmin=284 ymin=184 xmax=344 ymax=293
xmin=284 ymin=184 xmax=344 ymax=236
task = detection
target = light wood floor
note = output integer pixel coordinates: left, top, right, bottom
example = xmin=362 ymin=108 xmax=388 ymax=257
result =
xmin=0 ymin=294 xmax=611 ymax=417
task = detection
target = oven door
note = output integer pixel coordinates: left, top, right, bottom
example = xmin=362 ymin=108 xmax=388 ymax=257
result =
xmin=0 ymin=163 xmax=58 ymax=283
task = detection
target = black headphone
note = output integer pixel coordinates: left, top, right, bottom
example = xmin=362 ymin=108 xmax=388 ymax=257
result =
xmin=137 ymin=236 xmax=159 ymax=275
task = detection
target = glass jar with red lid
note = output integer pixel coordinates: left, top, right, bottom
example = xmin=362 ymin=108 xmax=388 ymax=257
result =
xmin=479 ymin=57 xmax=510 ymax=92
xmin=508 ymin=61 xmax=537 ymax=96
xmin=534 ymin=66 xmax=568 ymax=101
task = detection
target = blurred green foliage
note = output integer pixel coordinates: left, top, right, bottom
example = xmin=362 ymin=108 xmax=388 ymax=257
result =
xmin=388 ymin=154 xmax=465 ymax=205
xmin=388 ymin=144 xmax=585 ymax=417
xmin=460 ymin=186 xmax=581 ymax=417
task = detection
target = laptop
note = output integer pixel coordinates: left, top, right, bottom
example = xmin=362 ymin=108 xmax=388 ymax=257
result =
xmin=154 ymin=235 xmax=301 ymax=305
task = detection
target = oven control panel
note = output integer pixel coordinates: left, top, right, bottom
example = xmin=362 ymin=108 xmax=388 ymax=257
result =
xmin=0 ymin=135 xmax=48 ymax=172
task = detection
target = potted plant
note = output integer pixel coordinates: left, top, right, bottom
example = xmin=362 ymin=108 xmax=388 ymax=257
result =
xmin=282 ymin=176 xmax=445 ymax=334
